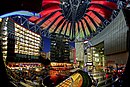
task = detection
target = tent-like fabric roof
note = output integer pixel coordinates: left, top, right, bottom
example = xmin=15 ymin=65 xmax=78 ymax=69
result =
xmin=29 ymin=0 xmax=117 ymax=40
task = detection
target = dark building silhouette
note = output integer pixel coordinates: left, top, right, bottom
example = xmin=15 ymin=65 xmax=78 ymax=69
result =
xmin=50 ymin=33 xmax=70 ymax=62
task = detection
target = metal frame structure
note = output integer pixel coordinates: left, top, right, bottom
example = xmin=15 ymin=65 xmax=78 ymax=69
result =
xmin=7 ymin=0 xmax=129 ymax=42
xmin=33 ymin=0 xmax=120 ymax=41
xmin=10 ymin=16 xmax=42 ymax=35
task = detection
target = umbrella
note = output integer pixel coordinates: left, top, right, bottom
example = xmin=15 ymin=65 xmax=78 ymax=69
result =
xmin=29 ymin=0 xmax=118 ymax=41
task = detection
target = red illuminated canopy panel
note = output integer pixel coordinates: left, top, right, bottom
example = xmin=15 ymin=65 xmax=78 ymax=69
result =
xmin=29 ymin=0 xmax=117 ymax=40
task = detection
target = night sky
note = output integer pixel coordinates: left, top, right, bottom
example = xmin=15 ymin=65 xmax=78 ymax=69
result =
xmin=0 ymin=0 xmax=42 ymax=15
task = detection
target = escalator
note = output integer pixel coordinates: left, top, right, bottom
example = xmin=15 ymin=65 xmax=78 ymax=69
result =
xmin=56 ymin=70 xmax=92 ymax=87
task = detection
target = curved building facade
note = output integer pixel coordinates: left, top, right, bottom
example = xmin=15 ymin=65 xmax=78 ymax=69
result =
xmin=90 ymin=9 xmax=129 ymax=66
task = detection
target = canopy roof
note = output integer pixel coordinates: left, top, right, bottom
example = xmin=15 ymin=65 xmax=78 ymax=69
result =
xmin=29 ymin=0 xmax=118 ymax=40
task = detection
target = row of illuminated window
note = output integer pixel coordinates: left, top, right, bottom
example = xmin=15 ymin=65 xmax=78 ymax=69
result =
xmin=2 ymin=31 xmax=7 ymax=35
xmin=2 ymin=51 xmax=7 ymax=54
xmin=15 ymin=47 xmax=39 ymax=52
xmin=1 ymin=26 xmax=8 ymax=60
xmin=15 ymin=43 xmax=40 ymax=49
xmin=15 ymin=39 xmax=40 ymax=46
xmin=15 ymin=24 xmax=40 ymax=38
xmin=15 ymin=35 xmax=40 ymax=44
xmin=15 ymin=33 xmax=41 ymax=41
xmin=15 ymin=40 xmax=40 ymax=47
xmin=15 ymin=45 xmax=40 ymax=51
xmin=15 ymin=27 xmax=40 ymax=38
xmin=2 ymin=27 xmax=41 ymax=44
xmin=15 ymin=49 xmax=39 ymax=56
xmin=2 ymin=37 xmax=8 ymax=41
xmin=2 ymin=47 xmax=7 ymax=51
xmin=15 ymin=49 xmax=39 ymax=54
xmin=15 ymin=32 xmax=41 ymax=41
xmin=2 ymin=34 xmax=8 ymax=51
xmin=2 ymin=41 xmax=8 ymax=45
xmin=1 ymin=26 xmax=8 ymax=41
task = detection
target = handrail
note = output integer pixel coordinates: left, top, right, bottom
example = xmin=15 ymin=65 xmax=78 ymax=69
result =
xmin=98 ymin=77 xmax=112 ymax=84
xmin=98 ymin=77 xmax=113 ymax=85
xmin=19 ymin=81 xmax=33 ymax=87
xmin=90 ymin=72 xmax=116 ymax=87
xmin=10 ymin=81 xmax=18 ymax=87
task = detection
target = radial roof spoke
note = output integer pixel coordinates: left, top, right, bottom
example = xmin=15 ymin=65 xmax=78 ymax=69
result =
xmin=29 ymin=0 xmax=121 ymax=41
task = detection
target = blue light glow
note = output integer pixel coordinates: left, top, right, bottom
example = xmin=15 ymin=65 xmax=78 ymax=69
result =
xmin=0 ymin=10 xmax=41 ymax=18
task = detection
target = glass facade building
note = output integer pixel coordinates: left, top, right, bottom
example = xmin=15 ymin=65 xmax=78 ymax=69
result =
xmin=50 ymin=33 xmax=70 ymax=62
xmin=1 ymin=18 xmax=41 ymax=63
xmin=90 ymin=9 xmax=129 ymax=67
